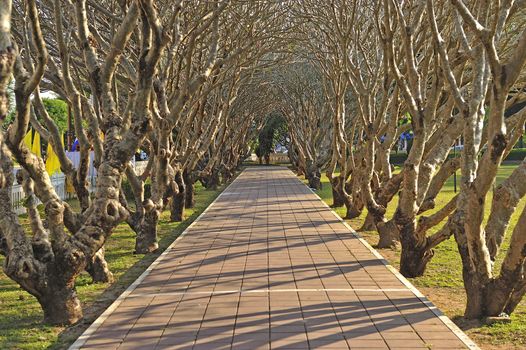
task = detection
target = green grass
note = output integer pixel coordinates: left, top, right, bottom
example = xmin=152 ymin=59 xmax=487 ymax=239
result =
xmin=310 ymin=164 xmax=526 ymax=349
xmin=0 ymin=180 xmax=228 ymax=350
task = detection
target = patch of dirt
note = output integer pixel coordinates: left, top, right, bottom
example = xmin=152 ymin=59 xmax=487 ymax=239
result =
xmin=419 ymin=287 xmax=466 ymax=316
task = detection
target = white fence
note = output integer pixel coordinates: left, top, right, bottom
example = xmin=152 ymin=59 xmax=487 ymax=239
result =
xmin=245 ymin=153 xmax=290 ymax=164
xmin=11 ymin=173 xmax=66 ymax=215
xmin=270 ymin=153 xmax=290 ymax=164
xmin=10 ymin=160 xmax=148 ymax=214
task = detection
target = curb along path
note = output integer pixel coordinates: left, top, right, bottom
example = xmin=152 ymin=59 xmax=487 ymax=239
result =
xmin=71 ymin=166 xmax=478 ymax=350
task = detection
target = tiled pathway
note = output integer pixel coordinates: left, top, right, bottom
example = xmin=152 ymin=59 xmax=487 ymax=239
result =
xmin=72 ymin=167 xmax=478 ymax=350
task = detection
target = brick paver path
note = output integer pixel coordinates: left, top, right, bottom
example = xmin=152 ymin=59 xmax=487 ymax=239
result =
xmin=74 ymin=167 xmax=477 ymax=350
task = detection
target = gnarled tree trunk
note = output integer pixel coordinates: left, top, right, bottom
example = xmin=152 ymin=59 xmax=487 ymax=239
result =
xmin=331 ymin=181 xmax=345 ymax=207
xmin=171 ymin=171 xmax=186 ymax=222
xmin=86 ymin=247 xmax=114 ymax=283
xmin=184 ymin=170 xmax=196 ymax=208
xmin=135 ymin=207 xmax=161 ymax=254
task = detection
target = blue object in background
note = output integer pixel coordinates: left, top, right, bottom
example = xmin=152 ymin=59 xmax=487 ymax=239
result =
xmin=400 ymin=132 xmax=413 ymax=141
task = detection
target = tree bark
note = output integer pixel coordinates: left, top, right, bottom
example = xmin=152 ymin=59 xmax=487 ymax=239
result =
xmin=329 ymin=175 xmax=362 ymax=219
xmin=485 ymin=160 xmax=526 ymax=260
xmin=344 ymin=197 xmax=362 ymax=219
xmin=399 ymin=247 xmax=433 ymax=278
xmin=377 ymin=219 xmax=400 ymax=249
xmin=331 ymin=185 xmax=345 ymax=207
xmin=452 ymin=210 xmax=489 ymax=319
xmin=207 ymin=170 xmax=220 ymax=190
xmin=39 ymin=285 xmax=83 ymax=325
xmin=171 ymin=171 xmax=186 ymax=222
xmin=308 ymin=174 xmax=322 ymax=190
xmin=184 ymin=170 xmax=196 ymax=208
xmin=358 ymin=212 xmax=377 ymax=232
xmin=86 ymin=247 xmax=114 ymax=283
xmin=135 ymin=208 xmax=160 ymax=254
xmin=504 ymin=274 xmax=526 ymax=315
xmin=486 ymin=206 xmax=526 ymax=316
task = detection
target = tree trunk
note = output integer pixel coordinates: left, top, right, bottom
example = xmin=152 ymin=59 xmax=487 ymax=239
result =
xmin=305 ymin=163 xmax=322 ymax=190
xmin=399 ymin=222 xmax=433 ymax=278
xmin=86 ymin=247 xmax=114 ymax=283
xmin=376 ymin=219 xmax=400 ymax=248
xmin=171 ymin=192 xmax=185 ymax=222
xmin=330 ymin=176 xmax=345 ymax=207
xmin=38 ymin=285 xmax=83 ymax=325
xmin=486 ymin=207 xmax=526 ymax=316
xmin=135 ymin=209 xmax=160 ymax=254
xmin=76 ymin=150 xmax=92 ymax=212
xmin=486 ymin=270 xmax=521 ymax=317
xmin=308 ymin=174 xmax=321 ymax=190
xmin=171 ymin=172 xmax=186 ymax=222
xmin=358 ymin=212 xmax=377 ymax=232
xmin=344 ymin=197 xmax=362 ymax=219
xmin=331 ymin=186 xmax=345 ymax=207
xmin=185 ymin=181 xmax=195 ymax=208
xmin=184 ymin=170 xmax=195 ymax=208
xmin=207 ymin=171 xmax=220 ymax=190
xmin=485 ymin=160 xmax=526 ymax=260
xmin=463 ymin=271 xmax=486 ymax=319
xmin=504 ymin=277 xmax=526 ymax=315
xmin=221 ymin=167 xmax=234 ymax=183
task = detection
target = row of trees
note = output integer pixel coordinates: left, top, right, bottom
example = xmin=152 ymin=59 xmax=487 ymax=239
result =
xmin=281 ymin=0 xmax=526 ymax=320
xmin=1 ymin=0 xmax=525 ymax=327
xmin=0 ymin=0 xmax=286 ymax=325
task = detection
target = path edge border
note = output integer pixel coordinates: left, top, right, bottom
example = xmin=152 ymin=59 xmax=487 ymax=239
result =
xmin=298 ymin=175 xmax=480 ymax=350
xmin=68 ymin=169 xmax=245 ymax=350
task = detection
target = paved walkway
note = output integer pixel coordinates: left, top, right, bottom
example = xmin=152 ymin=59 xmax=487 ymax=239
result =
xmin=72 ymin=167 xmax=478 ymax=350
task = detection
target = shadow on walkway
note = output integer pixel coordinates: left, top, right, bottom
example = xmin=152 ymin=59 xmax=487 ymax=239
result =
xmin=72 ymin=167 xmax=476 ymax=350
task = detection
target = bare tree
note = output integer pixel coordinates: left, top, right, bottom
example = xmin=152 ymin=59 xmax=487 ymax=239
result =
xmin=275 ymin=62 xmax=332 ymax=189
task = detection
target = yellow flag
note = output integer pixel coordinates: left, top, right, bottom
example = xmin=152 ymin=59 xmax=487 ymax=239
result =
xmin=23 ymin=130 xmax=33 ymax=149
xmin=45 ymin=142 xmax=61 ymax=175
xmin=66 ymin=176 xmax=75 ymax=194
xmin=31 ymin=131 xmax=41 ymax=157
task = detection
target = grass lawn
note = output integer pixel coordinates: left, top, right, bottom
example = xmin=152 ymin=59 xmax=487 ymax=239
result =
xmin=0 ymin=180 xmax=230 ymax=350
xmin=308 ymin=164 xmax=526 ymax=350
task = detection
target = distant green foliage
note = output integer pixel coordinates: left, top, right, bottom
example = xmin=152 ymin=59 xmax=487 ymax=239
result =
xmin=121 ymin=179 xmax=151 ymax=199
xmin=2 ymin=111 xmax=14 ymax=130
xmin=255 ymin=114 xmax=287 ymax=160
xmin=506 ymin=148 xmax=526 ymax=161
xmin=2 ymin=97 xmax=68 ymax=134
xmin=41 ymin=98 xmax=68 ymax=134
